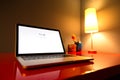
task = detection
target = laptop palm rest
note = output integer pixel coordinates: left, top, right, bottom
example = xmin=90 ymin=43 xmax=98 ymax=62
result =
xmin=17 ymin=56 xmax=93 ymax=69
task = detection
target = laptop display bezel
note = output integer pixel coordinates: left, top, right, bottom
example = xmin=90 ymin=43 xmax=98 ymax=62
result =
xmin=16 ymin=24 xmax=65 ymax=56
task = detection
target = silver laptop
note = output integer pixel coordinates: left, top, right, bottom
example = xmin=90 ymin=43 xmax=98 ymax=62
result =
xmin=16 ymin=24 xmax=93 ymax=69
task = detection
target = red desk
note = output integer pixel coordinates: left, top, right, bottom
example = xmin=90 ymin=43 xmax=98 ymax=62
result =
xmin=0 ymin=53 xmax=120 ymax=80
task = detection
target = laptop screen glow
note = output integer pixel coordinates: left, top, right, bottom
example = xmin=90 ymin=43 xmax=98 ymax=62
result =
xmin=18 ymin=25 xmax=64 ymax=54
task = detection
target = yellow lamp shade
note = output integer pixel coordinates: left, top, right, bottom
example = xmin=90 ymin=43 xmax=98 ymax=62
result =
xmin=85 ymin=8 xmax=98 ymax=33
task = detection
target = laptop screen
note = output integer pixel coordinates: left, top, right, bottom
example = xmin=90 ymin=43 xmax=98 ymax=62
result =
xmin=17 ymin=24 xmax=65 ymax=55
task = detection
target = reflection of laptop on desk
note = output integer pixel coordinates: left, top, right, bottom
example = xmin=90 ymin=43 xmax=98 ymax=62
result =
xmin=15 ymin=60 xmax=93 ymax=80
xmin=16 ymin=24 xmax=93 ymax=69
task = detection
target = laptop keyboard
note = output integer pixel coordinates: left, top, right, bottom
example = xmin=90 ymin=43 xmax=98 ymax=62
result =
xmin=21 ymin=54 xmax=66 ymax=60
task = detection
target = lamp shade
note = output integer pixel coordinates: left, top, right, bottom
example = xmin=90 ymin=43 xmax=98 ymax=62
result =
xmin=85 ymin=8 xmax=98 ymax=33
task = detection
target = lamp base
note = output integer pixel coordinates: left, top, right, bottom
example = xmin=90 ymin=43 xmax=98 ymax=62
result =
xmin=88 ymin=50 xmax=97 ymax=54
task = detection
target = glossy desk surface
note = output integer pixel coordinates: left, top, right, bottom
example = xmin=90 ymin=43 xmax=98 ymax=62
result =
xmin=0 ymin=53 xmax=120 ymax=80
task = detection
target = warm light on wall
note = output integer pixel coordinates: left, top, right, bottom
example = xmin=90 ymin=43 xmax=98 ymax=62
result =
xmin=85 ymin=8 xmax=98 ymax=54
xmin=85 ymin=8 xmax=98 ymax=33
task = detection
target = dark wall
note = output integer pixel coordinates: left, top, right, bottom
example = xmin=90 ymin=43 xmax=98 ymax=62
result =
xmin=0 ymin=0 xmax=80 ymax=53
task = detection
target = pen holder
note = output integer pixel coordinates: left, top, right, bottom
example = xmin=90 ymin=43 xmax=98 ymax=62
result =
xmin=75 ymin=42 xmax=82 ymax=55
xmin=68 ymin=44 xmax=76 ymax=55
xmin=75 ymin=42 xmax=82 ymax=52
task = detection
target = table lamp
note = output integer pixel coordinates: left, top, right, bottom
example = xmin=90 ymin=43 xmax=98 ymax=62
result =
xmin=85 ymin=8 xmax=98 ymax=54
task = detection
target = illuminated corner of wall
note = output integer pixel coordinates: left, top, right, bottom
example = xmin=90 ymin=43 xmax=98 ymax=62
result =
xmin=82 ymin=31 xmax=117 ymax=53
xmin=93 ymin=31 xmax=119 ymax=53
xmin=82 ymin=0 xmax=120 ymax=54
xmin=92 ymin=0 xmax=119 ymax=53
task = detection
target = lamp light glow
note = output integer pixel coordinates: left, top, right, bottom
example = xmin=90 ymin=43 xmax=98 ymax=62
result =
xmin=85 ymin=8 xmax=98 ymax=33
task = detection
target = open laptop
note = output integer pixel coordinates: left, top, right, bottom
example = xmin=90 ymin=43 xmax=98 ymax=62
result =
xmin=16 ymin=24 xmax=93 ymax=69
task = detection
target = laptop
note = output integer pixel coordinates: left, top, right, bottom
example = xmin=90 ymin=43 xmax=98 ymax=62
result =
xmin=16 ymin=24 xmax=93 ymax=69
